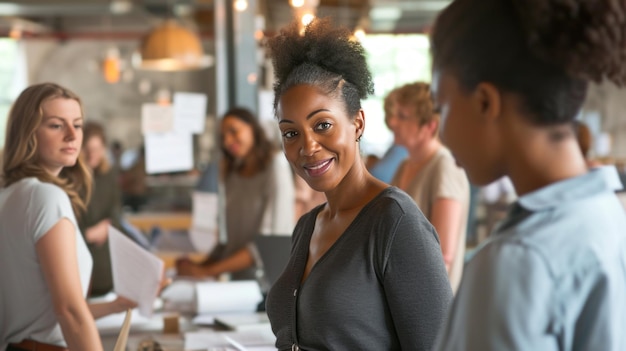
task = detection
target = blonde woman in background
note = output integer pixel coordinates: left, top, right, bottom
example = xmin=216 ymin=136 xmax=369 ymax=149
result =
xmin=389 ymin=82 xmax=470 ymax=292
xmin=0 ymin=83 xmax=135 ymax=351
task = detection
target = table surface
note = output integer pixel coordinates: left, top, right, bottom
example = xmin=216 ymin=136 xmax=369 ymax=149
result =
xmin=126 ymin=212 xmax=193 ymax=232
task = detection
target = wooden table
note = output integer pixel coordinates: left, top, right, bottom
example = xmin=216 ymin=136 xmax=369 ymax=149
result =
xmin=126 ymin=212 xmax=193 ymax=232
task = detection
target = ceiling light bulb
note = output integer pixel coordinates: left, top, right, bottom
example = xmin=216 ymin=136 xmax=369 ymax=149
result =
xmin=354 ymin=28 xmax=366 ymax=41
xmin=290 ymin=0 xmax=305 ymax=7
xmin=301 ymin=13 xmax=315 ymax=26
xmin=234 ymin=0 xmax=248 ymax=12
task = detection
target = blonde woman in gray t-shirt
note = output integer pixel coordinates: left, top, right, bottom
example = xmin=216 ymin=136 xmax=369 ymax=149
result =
xmin=0 ymin=83 xmax=136 ymax=351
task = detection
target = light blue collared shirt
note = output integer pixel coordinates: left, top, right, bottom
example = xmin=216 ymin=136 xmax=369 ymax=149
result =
xmin=436 ymin=166 xmax=626 ymax=351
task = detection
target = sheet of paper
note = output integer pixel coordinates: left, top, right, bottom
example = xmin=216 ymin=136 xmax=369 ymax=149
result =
xmin=192 ymin=191 xmax=218 ymax=230
xmin=109 ymin=226 xmax=164 ymax=317
xmin=184 ymin=331 xmax=232 ymax=350
xmin=188 ymin=227 xmax=218 ymax=254
xmin=95 ymin=308 xmax=162 ymax=335
xmin=195 ymin=281 xmax=263 ymax=315
xmin=173 ymin=92 xmax=207 ymax=134
xmin=214 ymin=312 xmax=270 ymax=331
xmin=141 ymin=103 xmax=174 ymax=134
xmin=144 ymin=131 xmax=193 ymax=174
xmin=184 ymin=327 xmax=275 ymax=350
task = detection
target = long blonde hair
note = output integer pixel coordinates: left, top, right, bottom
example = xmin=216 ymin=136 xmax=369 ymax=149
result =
xmin=1 ymin=82 xmax=92 ymax=216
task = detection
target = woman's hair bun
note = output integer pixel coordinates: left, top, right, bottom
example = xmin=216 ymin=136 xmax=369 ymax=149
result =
xmin=268 ymin=17 xmax=374 ymax=99
xmin=513 ymin=0 xmax=626 ymax=85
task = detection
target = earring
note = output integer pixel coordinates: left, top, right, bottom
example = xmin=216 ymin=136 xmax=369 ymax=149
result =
xmin=356 ymin=135 xmax=362 ymax=142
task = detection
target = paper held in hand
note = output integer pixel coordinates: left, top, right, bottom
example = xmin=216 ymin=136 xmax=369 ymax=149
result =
xmin=109 ymin=225 xmax=164 ymax=317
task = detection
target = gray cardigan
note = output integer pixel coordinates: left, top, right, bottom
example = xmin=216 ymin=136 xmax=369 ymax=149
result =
xmin=266 ymin=187 xmax=452 ymax=351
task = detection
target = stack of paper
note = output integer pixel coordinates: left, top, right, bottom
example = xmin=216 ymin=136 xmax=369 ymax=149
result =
xmin=184 ymin=326 xmax=275 ymax=350
xmin=196 ymin=280 xmax=263 ymax=315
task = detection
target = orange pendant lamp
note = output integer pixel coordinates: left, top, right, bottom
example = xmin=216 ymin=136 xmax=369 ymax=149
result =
xmin=138 ymin=19 xmax=211 ymax=71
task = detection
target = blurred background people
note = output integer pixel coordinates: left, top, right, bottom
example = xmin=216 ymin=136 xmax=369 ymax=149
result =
xmin=388 ymin=81 xmax=470 ymax=292
xmin=368 ymin=87 xmax=409 ymax=183
xmin=119 ymin=144 xmax=147 ymax=212
xmin=78 ymin=121 xmax=127 ymax=297
xmin=573 ymin=120 xmax=603 ymax=168
xmin=177 ymin=107 xmax=295 ymax=280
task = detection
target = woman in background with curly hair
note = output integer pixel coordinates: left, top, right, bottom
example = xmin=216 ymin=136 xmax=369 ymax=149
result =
xmin=431 ymin=0 xmax=626 ymax=350
xmin=265 ymin=18 xmax=452 ymax=351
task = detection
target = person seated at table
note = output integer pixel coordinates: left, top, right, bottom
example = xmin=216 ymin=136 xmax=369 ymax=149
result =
xmin=78 ymin=121 xmax=128 ymax=297
xmin=388 ymin=81 xmax=470 ymax=292
xmin=265 ymin=18 xmax=452 ymax=350
xmin=0 ymin=83 xmax=136 ymax=351
xmin=176 ymin=107 xmax=295 ymax=280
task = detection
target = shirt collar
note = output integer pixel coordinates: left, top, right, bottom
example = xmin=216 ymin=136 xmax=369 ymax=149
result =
xmin=517 ymin=166 xmax=623 ymax=212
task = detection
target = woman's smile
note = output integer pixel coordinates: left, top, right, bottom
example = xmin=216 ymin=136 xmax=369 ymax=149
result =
xmin=303 ymin=158 xmax=334 ymax=177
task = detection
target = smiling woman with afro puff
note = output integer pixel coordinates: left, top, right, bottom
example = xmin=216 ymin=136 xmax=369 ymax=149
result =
xmin=264 ymin=17 xmax=453 ymax=351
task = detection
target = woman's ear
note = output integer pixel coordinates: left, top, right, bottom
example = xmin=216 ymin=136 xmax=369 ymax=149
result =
xmin=354 ymin=109 xmax=365 ymax=140
xmin=474 ymin=82 xmax=502 ymax=123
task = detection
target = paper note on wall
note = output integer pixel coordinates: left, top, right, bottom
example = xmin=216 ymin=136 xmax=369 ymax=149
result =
xmin=174 ymin=92 xmax=208 ymax=134
xmin=144 ymin=131 xmax=194 ymax=174
xmin=141 ymin=103 xmax=174 ymax=134
xmin=109 ymin=226 xmax=164 ymax=317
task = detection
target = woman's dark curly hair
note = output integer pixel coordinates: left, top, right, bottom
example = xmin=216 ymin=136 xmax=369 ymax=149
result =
xmin=431 ymin=0 xmax=626 ymax=126
xmin=267 ymin=17 xmax=374 ymax=119
xmin=221 ymin=107 xmax=275 ymax=177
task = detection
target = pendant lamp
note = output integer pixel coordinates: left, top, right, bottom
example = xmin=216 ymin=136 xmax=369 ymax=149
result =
xmin=138 ymin=19 xmax=211 ymax=71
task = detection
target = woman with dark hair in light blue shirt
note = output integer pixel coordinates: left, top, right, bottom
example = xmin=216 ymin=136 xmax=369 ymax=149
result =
xmin=430 ymin=0 xmax=626 ymax=350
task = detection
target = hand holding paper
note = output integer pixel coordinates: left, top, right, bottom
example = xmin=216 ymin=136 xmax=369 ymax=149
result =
xmin=109 ymin=226 xmax=165 ymax=316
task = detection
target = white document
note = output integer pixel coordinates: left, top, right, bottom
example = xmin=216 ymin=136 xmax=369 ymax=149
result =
xmin=141 ymin=103 xmax=174 ymax=134
xmin=195 ymin=281 xmax=263 ymax=315
xmin=214 ymin=312 xmax=271 ymax=331
xmin=109 ymin=226 xmax=164 ymax=317
xmin=184 ymin=327 xmax=275 ymax=350
xmin=191 ymin=191 xmax=218 ymax=230
xmin=173 ymin=92 xmax=208 ymax=134
xmin=189 ymin=191 xmax=219 ymax=253
xmin=144 ymin=131 xmax=194 ymax=174
xmin=188 ymin=227 xmax=218 ymax=255
xmin=95 ymin=308 xmax=163 ymax=336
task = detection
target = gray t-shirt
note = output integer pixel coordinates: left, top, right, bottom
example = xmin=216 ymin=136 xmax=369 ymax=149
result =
xmin=211 ymin=153 xmax=294 ymax=280
xmin=0 ymin=178 xmax=92 ymax=349
xmin=266 ymin=187 xmax=452 ymax=351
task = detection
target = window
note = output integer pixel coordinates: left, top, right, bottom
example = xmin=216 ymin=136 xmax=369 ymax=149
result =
xmin=0 ymin=38 xmax=26 ymax=150
xmin=360 ymin=34 xmax=432 ymax=157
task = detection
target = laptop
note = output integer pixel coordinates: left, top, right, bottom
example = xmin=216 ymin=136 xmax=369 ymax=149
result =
xmin=254 ymin=235 xmax=292 ymax=291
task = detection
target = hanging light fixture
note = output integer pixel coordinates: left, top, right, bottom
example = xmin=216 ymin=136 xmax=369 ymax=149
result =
xmin=138 ymin=19 xmax=212 ymax=71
